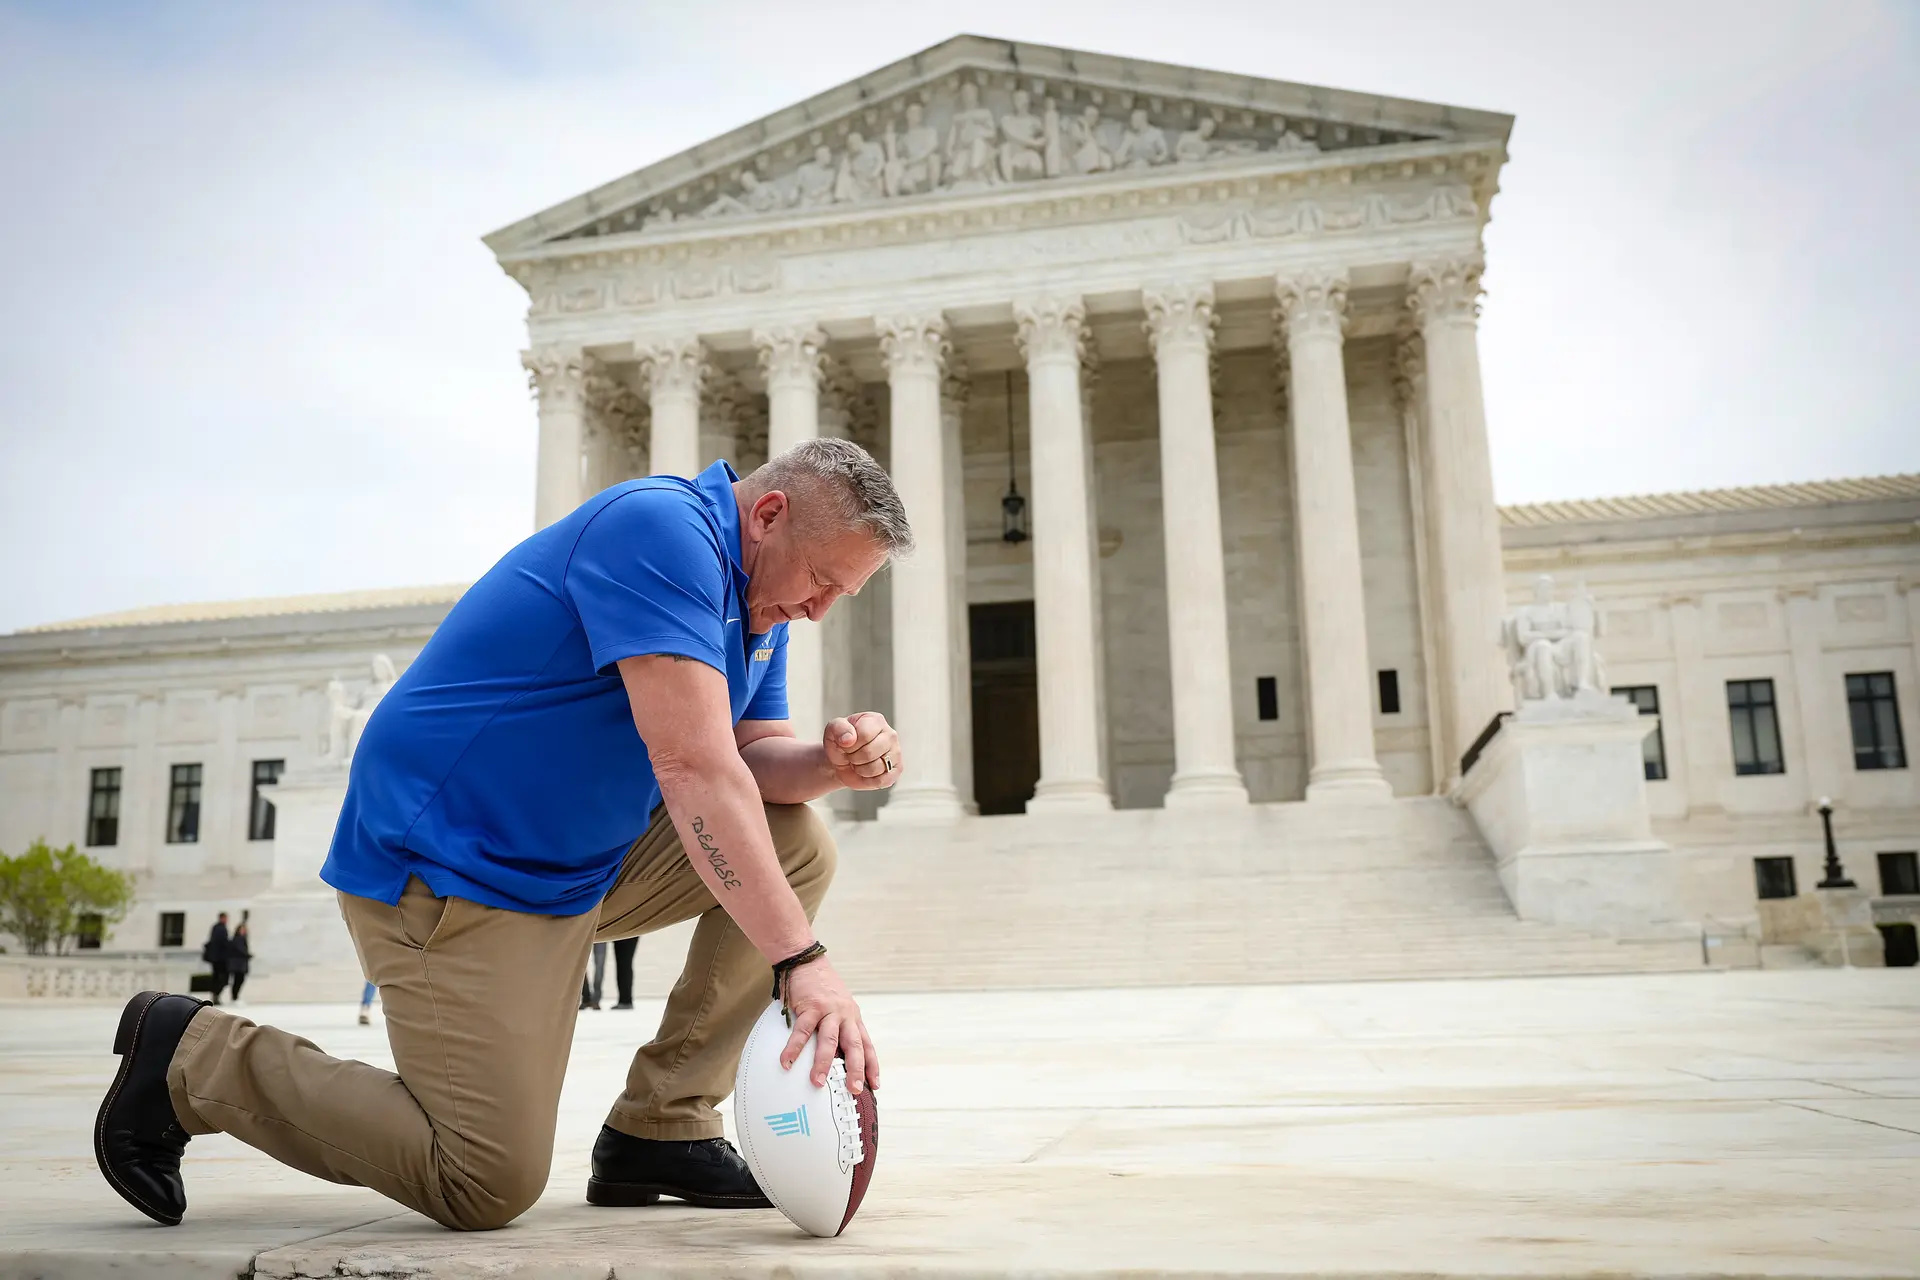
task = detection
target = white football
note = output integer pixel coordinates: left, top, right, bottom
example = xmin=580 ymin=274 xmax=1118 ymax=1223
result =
xmin=733 ymin=998 xmax=878 ymax=1237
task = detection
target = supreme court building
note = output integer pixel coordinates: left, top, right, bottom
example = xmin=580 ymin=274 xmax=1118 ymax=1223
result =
xmin=3 ymin=38 xmax=1916 ymax=987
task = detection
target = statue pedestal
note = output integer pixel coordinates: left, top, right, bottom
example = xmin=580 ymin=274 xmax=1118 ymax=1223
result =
xmin=1457 ymin=691 xmax=1693 ymax=937
xmin=244 ymin=766 xmax=365 ymax=1002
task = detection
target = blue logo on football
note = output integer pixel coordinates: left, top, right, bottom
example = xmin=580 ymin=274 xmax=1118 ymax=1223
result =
xmin=764 ymin=1105 xmax=811 ymax=1137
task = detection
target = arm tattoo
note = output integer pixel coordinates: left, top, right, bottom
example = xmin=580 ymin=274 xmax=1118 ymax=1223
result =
xmin=689 ymin=815 xmax=742 ymax=891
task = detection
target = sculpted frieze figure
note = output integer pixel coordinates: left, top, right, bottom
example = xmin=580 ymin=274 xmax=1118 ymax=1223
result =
xmin=884 ymin=101 xmax=942 ymax=195
xmin=1065 ymin=104 xmax=1113 ymax=174
xmin=1502 ymin=576 xmax=1607 ymax=704
xmin=997 ymin=88 xmax=1050 ymax=182
xmin=945 ymin=81 xmax=1000 ymax=189
xmin=835 ymin=131 xmax=887 ymax=203
xmin=1116 ymin=108 xmax=1170 ymax=169
xmin=795 ymin=145 xmax=839 ymax=207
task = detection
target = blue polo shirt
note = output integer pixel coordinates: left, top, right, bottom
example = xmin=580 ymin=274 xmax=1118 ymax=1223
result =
xmin=321 ymin=461 xmax=788 ymax=916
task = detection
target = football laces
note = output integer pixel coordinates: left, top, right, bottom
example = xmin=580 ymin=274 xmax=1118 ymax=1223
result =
xmin=826 ymin=1058 xmax=865 ymax=1173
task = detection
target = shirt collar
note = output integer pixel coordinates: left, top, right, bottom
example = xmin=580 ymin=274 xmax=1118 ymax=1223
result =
xmin=692 ymin=460 xmax=750 ymax=603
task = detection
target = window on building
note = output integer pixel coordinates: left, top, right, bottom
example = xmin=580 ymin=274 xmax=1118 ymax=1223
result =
xmin=1879 ymin=852 xmax=1920 ymax=897
xmin=1377 ymin=670 xmax=1401 ymax=715
xmin=249 ymin=759 xmax=284 ymax=841
xmin=1753 ymin=856 xmax=1797 ymax=900
xmin=1727 ymin=680 xmax=1785 ymax=776
xmin=1256 ymin=677 xmax=1279 ymax=722
xmin=75 ymin=912 xmax=104 ymax=950
xmin=1846 ymin=673 xmax=1906 ymax=771
xmin=166 ymin=764 xmax=202 ymax=843
xmin=1612 ymin=685 xmax=1668 ymax=781
xmin=158 ymin=911 xmax=185 ymax=948
xmin=86 ymin=767 xmax=122 ymax=847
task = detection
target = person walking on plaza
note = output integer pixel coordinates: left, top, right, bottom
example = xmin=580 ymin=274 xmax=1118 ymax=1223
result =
xmin=224 ymin=923 xmax=250 ymax=1004
xmin=199 ymin=913 xmax=230 ymax=1006
xmin=580 ymin=940 xmax=609 ymax=1010
xmin=357 ymin=980 xmax=377 ymax=1026
xmin=94 ymin=442 xmax=906 ymax=1231
xmin=611 ymin=936 xmax=638 ymax=1010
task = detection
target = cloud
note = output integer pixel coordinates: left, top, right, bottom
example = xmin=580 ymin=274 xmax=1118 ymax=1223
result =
xmin=1 ymin=0 xmax=1915 ymax=633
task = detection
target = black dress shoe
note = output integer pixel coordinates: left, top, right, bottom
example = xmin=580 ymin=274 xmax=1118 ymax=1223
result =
xmin=586 ymin=1124 xmax=772 ymax=1208
xmin=95 ymin=991 xmax=205 ymax=1226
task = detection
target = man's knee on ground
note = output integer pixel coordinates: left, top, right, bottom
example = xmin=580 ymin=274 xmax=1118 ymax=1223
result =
xmin=764 ymin=802 xmax=837 ymax=890
xmin=434 ymin=1157 xmax=550 ymax=1231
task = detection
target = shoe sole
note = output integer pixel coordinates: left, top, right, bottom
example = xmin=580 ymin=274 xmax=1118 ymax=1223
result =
xmin=585 ymin=1177 xmax=770 ymax=1210
xmin=94 ymin=990 xmax=184 ymax=1227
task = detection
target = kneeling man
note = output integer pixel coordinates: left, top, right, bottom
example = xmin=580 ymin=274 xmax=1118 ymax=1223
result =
xmin=96 ymin=440 xmax=907 ymax=1231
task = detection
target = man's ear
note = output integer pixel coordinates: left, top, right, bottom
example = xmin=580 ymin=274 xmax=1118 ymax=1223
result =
xmin=747 ymin=489 xmax=788 ymax=540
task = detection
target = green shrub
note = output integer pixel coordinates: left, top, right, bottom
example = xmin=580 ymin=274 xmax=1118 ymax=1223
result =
xmin=0 ymin=840 xmax=136 ymax=955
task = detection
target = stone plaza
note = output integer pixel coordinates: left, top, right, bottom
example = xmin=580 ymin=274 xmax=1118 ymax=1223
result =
xmin=2 ymin=969 xmax=1917 ymax=1278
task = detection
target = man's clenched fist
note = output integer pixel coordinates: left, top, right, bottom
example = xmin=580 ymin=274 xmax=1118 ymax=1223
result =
xmin=824 ymin=712 xmax=901 ymax=791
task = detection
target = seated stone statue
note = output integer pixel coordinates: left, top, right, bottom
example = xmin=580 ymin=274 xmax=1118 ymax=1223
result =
xmin=325 ymin=653 xmax=400 ymax=764
xmin=1502 ymin=576 xmax=1605 ymax=703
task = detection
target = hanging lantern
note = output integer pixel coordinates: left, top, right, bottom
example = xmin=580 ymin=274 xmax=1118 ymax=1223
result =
xmin=1000 ymin=371 xmax=1029 ymax=543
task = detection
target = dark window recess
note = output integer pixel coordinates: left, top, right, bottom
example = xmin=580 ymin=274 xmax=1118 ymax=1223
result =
xmin=87 ymin=767 xmax=122 ymax=847
xmin=1377 ymin=670 xmax=1401 ymax=715
xmin=1613 ymin=685 xmax=1669 ymax=781
xmin=1753 ymin=856 xmax=1798 ymax=900
xmin=76 ymin=912 xmax=104 ymax=950
xmin=166 ymin=764 xmax=202 ymax=844
xmin=249 ymin=759 xmax=284 ymax=841
xmin=1878 ymin=851 xmax=1920 ymax=896
xmin=1880 ymin=923 xmax=1918 ymax=968
xmin=1256 ymin=677 xmax=1279 ymax=722
xmin=1727 ymin=680 xmax=1785 ymax=776
xmin=158 ymin=912 xmax=186 ymax=948
xmin=1846 ymin=672 xmax=1907 ymax=771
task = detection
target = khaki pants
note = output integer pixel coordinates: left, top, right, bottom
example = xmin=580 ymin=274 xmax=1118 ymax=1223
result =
xmin=164 ymin=802 xmax=835 ymax=1231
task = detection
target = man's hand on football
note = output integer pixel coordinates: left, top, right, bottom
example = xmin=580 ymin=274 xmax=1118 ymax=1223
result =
xmin=823 ymin=712 xmax=900 ymax=791
xmin=780 ymin=956 xmax=879 ymax=1093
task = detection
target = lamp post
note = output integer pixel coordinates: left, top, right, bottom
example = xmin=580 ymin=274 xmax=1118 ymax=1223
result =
xmin=1815 ymin=797 xmax=1855 ymax=889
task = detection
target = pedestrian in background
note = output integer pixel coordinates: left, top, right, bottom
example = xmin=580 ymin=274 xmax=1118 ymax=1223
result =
xmin=225 ymin=924 xmax=251 ymax=1004
xmin=200 ymin=913 xmax=231 ymax=1005
xmin=358 ymin=980 xmax=377 ymax=1026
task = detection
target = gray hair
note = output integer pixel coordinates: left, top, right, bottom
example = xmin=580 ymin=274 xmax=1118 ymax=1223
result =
xmin=745 ymin=437 xmax=915 ymax=556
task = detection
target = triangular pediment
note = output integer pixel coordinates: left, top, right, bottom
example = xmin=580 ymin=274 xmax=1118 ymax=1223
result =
xmin=485 ymin=35 xmax=1511 ymax=256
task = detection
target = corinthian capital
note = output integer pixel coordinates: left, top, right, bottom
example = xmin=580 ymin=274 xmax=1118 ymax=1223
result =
xmin=752 ymin=325 xmax=827 ymax=393
xmin=1013 ymin=296 xmax=1089 ymax=367
xmin=635 ymin=336 xmax=709 ymax=398
xmin=521 ymin=346 xmax=590 ymax=405
xmin=1407 ymin=255 xmax=1485 ymax=329
xmin=1142 ymin=283 xmax=1217 ymax=357
xmin=1273 ymin=269 xmax=1349 ymax=344
xmin=877 ymin=314 xmax=952 ymax=379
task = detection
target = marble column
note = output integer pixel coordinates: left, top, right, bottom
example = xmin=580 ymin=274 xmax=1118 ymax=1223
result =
xmin=1394 ymin=335 xmax=1451 ymax=794
xmin=1782 ymin=587 xmax=1843 ymax=804
xmin=1144 ymin=284 xmax=1248 ymax=806
xmin=52 ymin=697 xmax=83 ymax=850
xmin=755 ymin=327 xmax=828 ymax=742
xmin=523 ymin=345 xmax=589 ymax=530
xmin=1274 ymin=269 xmax=1391 ymax=799
xmin=877 ymin=315 xmax=964 ymax=821
xmin=815 ymin=369 xmax=863 ymax=818
xmin=637 ymin=337 xmax=707 ymax=479
xmin=1014 ymin=297 xmax=1111 ymax=812
xmin=1408 ymin=257 xmax=1511 ymax=782
xmin=941 ymin=367 xmax=976 ymax=812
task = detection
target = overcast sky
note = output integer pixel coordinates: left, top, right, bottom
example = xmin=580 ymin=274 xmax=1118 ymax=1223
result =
xmin=1 ymin=1 xmax=1915 ymax=633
